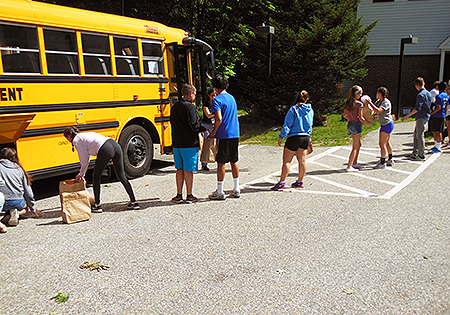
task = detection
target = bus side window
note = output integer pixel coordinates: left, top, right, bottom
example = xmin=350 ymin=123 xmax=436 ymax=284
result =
xmin=142 ymin=41 xmax=163 ymax=76
xmin=114 ymin=36 xmax=139 ymax=76
xmin=43 ymin=28 xmax=79 ymax=75
xmin=81 ymin=33 xmax=112 ymax=75
xmin=0 ymin=23 xmax=41 ymax=74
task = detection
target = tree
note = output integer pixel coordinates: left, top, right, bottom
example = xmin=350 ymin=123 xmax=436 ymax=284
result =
xmin=232 ymin=0 xmax=376 ymax=125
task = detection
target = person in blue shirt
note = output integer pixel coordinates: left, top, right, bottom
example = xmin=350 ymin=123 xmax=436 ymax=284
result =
xmin=445 ymin=85 xmax=450 ymax=148
xmin=401 ymin=77 xmax=432 ymax=160
xmin=208 ymin=74 xmax=240 ymax=200
xmin=427 ymin=81 xmax=448 ymax=153
xmin=271 ymin=90 xmax=314 ymax=190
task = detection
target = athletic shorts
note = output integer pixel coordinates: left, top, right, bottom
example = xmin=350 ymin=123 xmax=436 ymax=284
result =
xmin=173 ymin=147 xmax=199 ymax=172
xmin=380 ymin=120 xmax=395 ymax=134
xmin=347 ymin=121 xmax=362 ymax=136
xmin=285 ymin=135 xmax=310 ymax=152
xmin=429 ymin=117 xmax=445 ymax=132
xmin=3 ymin=198 xmax=27 ymax=212
xmin=216 ymin=138 xmax=239 ymax=164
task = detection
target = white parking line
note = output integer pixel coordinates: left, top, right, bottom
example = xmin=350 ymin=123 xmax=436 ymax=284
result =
xmin=379 ymin=152 xmax=441 ymax=199
xmin=309 ymin=160 xmax=334 ymax=169
xmin=307 ymin=175 xmax=378 ymax=197
xmin=341 ymin=146 xmax=380 ymax=157
xmin=350 ymin=172 xmax=398 ymax=186
xmin=328 ymin=153 xmax=348 ymax=161
xmin=386 ymin=167 xmax=413 ymax=175
xmin=240 ymin=146 xmax=440 ymax=199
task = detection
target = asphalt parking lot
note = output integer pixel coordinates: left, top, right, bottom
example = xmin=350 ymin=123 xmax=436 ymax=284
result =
xmin=1 ymin=121 xmax=449 ymax=315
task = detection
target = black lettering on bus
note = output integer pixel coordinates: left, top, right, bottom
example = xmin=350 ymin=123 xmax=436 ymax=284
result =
xmin=8 ymin=88 xmax=16 ymax=101
xmin=16 ymin=88 xmax=23 ymax=100
xmin=0 ymin=88 xmax=6 ymax=101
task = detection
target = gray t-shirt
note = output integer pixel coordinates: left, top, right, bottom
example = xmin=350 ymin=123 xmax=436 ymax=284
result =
xmin=376 ymin=98 xmax=393 ymax=126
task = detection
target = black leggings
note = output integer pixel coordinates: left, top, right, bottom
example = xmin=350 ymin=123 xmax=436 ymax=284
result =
xmin=93 ymin=139 xmax=136 ymax=204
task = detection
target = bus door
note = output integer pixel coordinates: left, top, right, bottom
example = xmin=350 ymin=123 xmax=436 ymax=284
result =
xmin=167 ymin=38 xmax=215 ymax=111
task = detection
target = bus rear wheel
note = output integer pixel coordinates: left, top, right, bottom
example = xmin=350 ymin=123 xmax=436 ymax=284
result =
xmin=119 ymin=125 xmax=153 ymax=178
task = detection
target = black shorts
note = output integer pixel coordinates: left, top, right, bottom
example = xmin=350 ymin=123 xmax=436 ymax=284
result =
xmin=429 ymin=117 xmax=444 ymax=133
xmin=446 ymin=116 xmax=450 ymax=121
xmin=284 ymin=135 xmax=310 ymax=152
xmin=216 ymin=138 xmax=239 ymax=164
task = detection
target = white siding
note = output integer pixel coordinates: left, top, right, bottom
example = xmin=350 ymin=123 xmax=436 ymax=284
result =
xmin=358 ymin=0 xmax=450 ymax=56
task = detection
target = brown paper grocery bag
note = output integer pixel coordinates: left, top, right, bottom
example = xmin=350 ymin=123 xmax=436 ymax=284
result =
xmin=59 ymin=179 xmax=91 ymax=224
xmin=200 ymin=138 xmax=217 ymax=163
xmin=362 ymin=104 xmax=377 ymax=124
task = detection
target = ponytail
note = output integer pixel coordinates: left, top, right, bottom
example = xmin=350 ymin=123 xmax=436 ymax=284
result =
xmin=291 ymin=90 xmax=310 ymax=107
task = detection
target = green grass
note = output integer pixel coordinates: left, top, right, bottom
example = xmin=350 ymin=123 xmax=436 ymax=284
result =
xmin=240 ymin=114 xmax=413 ymax=147
xmin=198 ymin=108 xmax=247 ymax=117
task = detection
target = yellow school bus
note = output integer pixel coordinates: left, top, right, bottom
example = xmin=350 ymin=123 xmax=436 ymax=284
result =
xmin=0 ymin=0 xmax=214 ymax=179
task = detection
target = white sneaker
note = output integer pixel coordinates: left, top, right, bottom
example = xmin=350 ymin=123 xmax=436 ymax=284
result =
xmin=386 ymin=159 xmax=395 ymax=166
xmin=8 ymin=209 xmax=19 ymax=226
xmin=346 ymin=166 xmax=358 ymax=172
xmin=209 ymin=190 xmax=226 ymax=200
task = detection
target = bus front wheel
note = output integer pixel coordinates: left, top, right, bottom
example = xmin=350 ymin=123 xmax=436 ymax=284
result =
xmin=119 ymin=125 xmax=153 ymax=178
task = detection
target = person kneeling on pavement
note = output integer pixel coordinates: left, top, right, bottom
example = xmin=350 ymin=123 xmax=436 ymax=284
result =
xmin=0 ymin=147 xmax=42 ymax=229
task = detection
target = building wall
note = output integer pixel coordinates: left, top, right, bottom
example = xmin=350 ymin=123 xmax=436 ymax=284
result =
xmin=357 ymin=0 xmax=448 ymax=116
xmin=358 ymin=0 xmax=450 ymax=56
xmin=360 ymin=55 xmax=440 ymax=116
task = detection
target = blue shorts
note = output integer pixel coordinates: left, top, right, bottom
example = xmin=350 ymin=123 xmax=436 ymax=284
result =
xmin=380 ymin=120 xmax=395 ymax=134
xmin=347 ymin=121 xmax=362 ymax=136
xmin=173 ymin=147 xmax=199 ymax=172
xmin=3 ymin=198 xmax=26 ymax=212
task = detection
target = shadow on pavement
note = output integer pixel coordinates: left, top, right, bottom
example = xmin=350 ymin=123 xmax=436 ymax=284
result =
xmin=33 ymin=159 xmax=175 ymax=201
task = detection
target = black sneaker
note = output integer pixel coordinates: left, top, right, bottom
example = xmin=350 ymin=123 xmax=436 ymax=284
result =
xmin=202 ymin=165 xmax=210 ymax=171
xmin=413 ymin=155 xmax=426 ymax=161
xmin=91 ymin=204 xmax=103 ymax=213
xmin=186 ymin=195 xmax=198 ymax=203
xmin=126 ymin=202 xmax=140 ymax=210
xmin=172 ymin=194 xmax=184 ymax=203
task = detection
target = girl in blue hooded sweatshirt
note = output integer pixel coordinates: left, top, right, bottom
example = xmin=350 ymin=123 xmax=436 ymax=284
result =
xmin=272 ymin=90 xmax=314 ymax=190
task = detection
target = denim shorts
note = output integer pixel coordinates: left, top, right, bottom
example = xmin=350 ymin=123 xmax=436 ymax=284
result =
xmin=380 ymin=120 xmax=395 ymax=134
xmin=347 ymin=121 xmax=362 ymax=136
xmin=3 ymin=198 xmax=26 ymax=212
xmin=173 ymin=147 xmax=199 ymax=172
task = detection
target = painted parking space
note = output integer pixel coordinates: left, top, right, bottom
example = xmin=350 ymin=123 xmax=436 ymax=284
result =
xmin=240 ymin=145 xmax=441 ymax=199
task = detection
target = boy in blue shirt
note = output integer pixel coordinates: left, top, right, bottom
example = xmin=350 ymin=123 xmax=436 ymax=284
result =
xmin=428 ymin=81 xmax=448 ymax=153
xmin=208 ymin=74 xmax=240 ymax=200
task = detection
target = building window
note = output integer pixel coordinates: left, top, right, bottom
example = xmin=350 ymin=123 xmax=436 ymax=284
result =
xmin=114 ymin=36 xmax=139 ymax=76
xmin=142 ymin=40 xmax=164 ymax=76
xmin=0 ymin=23 xmax=41 ymax=74
xmin=82 ymin=33 xmax=112 ymax=75
xmin=44 ymin=28 xmax=79 ymax=75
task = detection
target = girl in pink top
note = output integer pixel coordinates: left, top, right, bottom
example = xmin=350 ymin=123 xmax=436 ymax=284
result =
xmin=64 ymin=126 xmax=139 ymax=212
xmin=343 ymin=85 xmax=371 ymax=172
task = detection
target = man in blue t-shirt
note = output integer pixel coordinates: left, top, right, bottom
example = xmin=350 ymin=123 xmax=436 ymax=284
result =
xmin=402 ymin=77 xmax=432 ymax=160
xmin=428 ymin=81 xmax=448 ymax=153
xmin=208 ymin=74 xmax=240 ymax=200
